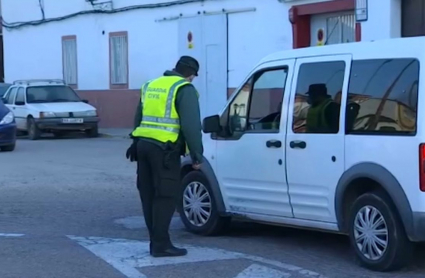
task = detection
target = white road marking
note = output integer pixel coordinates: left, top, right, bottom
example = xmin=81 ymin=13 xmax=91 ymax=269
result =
xmin=235 ymin=264 xmax=291 ymax=278
xmin=0 ymin=233 xmax=25 ymax=237
xmin=114 ymin=216 xmax=182 ymax=230
xmin=68 ymin=236 xmax=326 ymax=278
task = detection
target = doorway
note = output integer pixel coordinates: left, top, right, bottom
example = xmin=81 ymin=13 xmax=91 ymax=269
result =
xmin=402 ymin=0 xmax=425 ymax=37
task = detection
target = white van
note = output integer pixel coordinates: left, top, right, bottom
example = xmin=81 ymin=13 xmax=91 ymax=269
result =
xmin=178 ymin=36 xmax=425 ymax=272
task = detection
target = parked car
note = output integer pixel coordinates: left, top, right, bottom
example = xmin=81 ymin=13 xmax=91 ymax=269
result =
xmin=178 ymin=36 xmax=425 ymax=272
xmin=0 ymin=83 xmax=11 ymax=98
xmin=1 ymin=79 xmax=99 ymax=140
xmin=0 ymin=98 xmax=16 ymax=151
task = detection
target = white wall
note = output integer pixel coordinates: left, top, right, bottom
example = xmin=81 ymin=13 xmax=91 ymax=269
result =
xmin=0 ymin=0 xmax=296 ymax=90
xmin=361 ymin=0 xmax=401 ymax=41
xmin=1 ymin=0 xmax=404 ymax=91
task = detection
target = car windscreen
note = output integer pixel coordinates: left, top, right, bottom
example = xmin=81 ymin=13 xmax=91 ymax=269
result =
xmin=26 ymin=86 xmax=81 ymax=103
xmin=0 ymin=85 xmax=11 ymax=98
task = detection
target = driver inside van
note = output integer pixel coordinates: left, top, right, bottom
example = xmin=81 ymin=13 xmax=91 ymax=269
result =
xmin=305 ymin=83 xmax=340 ymax=133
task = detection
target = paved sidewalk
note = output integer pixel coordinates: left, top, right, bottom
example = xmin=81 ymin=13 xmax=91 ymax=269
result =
xmin=99 ymin=128 xmax=132 ymax=139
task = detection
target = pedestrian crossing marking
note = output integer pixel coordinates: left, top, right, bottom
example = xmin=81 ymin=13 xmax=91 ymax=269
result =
xmin=68 ymin=235 xmax=326 ymax=278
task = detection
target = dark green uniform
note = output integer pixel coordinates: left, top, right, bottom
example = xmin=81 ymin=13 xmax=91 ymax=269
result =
xmin=133 ymin=70 xmax=203 ymax=163
xmin=131 ymin=69 xmax=203 ymax=256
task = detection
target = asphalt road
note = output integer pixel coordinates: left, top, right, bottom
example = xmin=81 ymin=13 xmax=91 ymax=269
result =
xmin=1 ymin=135 xmax=424 ymax=278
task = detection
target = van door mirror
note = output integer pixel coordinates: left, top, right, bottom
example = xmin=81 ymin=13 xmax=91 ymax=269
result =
xmin=15 ymin=101 xmax=25 ymax=106
xmin=202 ymin=115 xmax=221 ymax=133
xmin=1 ymin=97 xmax=7 ymax=104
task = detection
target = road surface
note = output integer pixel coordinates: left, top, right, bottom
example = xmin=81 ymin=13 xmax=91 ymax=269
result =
xmin=0 ymin=135 xmax=424 ymax=278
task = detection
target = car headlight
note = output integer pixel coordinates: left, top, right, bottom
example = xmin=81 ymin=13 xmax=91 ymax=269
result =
xmin=85 ymin=110 xmax=97 ymax=117
xmin=40 ymin=112 xmax=56 ymax=118
xmin=0 ymin=111 xmax=14 ymax=125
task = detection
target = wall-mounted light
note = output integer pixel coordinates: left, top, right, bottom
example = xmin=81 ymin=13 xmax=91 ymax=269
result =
xmin=355 ymin=0 xmax=368 ymax=22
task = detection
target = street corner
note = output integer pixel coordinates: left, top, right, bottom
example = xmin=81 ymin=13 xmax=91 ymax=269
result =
xmin=67 ymin=235 xmax=326 ymax=278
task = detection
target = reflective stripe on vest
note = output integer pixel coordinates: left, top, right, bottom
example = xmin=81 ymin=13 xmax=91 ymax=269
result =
xmin=131 ymin=76 xmax=190 ymax=143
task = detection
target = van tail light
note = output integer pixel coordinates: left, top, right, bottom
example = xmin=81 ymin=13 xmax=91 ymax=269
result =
xmin=420 ymin=143 xmax=425 ymax=192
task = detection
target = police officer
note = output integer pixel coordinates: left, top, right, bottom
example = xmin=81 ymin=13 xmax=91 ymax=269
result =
xmin=126 ymin=56 xmax=203 ymax=258
xmin=305 ymin=83 xmax=340 ymax=133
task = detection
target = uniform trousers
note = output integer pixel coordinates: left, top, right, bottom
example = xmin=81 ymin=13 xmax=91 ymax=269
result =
xmin=136 ymin=140 xmax=181 ymax=251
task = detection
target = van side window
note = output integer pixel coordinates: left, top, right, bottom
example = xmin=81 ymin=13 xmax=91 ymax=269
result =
xmin=292 ymin=61 xmax=345 ymax=134
xmin=346 ymin=59 xmax=419 ymax=135
xmin=246 ymin=68 xmax=287 ymax=132
xmin=227 ymin=78 xmax=252 ymax=133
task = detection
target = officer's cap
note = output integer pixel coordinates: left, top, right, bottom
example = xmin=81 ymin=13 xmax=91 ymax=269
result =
xmin=176 ymin=56 xmax=199 ymax=76
xmin=305 ymin=83 xmax=328 ymax=96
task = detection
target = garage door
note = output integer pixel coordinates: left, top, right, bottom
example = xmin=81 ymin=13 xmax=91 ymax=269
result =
xmin=310 ymin=12 xmax=355 ymax=46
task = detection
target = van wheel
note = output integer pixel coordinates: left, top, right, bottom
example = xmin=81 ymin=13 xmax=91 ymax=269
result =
xmin=178 ymin=171 xmax=230 ymax=236
xmin=348 ymin=191 xmax=412 ymax=271
xmin=27 ymin=118 xmax=41 ymax=140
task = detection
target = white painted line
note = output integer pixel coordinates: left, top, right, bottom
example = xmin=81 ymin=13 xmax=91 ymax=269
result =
xmin=0 ymin=233 xmax=25 ymax=237
xmin=68 ymin=236 xmax=327 ymax=278
xmin=114 ymin=216 xmax=183 ymax=230
xmin=235 ymin=264 xmax=291 ymax=278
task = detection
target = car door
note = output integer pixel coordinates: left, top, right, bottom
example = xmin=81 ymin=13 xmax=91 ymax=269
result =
xmin=13 ymin=87 xmax=27 ymax=130
xmin=286 ymin=55 xmax=351 ymax=223
xmin=215 ymin=59 xmax=295 ymax=218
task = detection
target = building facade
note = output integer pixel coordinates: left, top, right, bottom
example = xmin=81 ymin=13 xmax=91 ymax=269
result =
xmin=0 ymin=0 xmax=415 ymax=127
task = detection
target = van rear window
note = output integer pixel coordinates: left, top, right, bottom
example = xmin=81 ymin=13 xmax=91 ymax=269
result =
xmin=346 ymin=58 xmax=419 ymax=135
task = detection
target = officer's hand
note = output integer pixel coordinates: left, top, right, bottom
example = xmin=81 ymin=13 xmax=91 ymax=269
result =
xmin=192 ymin=162 xmax=201 ymax=170
xmin=126 ymin=141 xmax=137 ymax=162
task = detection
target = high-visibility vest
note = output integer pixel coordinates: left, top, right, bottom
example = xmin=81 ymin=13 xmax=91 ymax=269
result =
xmin=131 ymin=76 xmax=190 ymax=143
xmin=306 ymin=98 xmax=333 ymax=133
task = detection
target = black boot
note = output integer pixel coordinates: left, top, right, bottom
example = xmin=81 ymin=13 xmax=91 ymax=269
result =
xmin=151 ymin=245 xmax=188 ymax=258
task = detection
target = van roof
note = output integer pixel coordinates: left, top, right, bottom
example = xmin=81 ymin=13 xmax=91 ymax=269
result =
xmin=260 ymin=36 xmax=425 ymax=63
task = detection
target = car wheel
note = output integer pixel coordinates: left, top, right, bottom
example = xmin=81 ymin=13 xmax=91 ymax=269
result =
xmin=179 ymin=171 xmax=230 ymax=236
xmin=348 ymin=190 xmax=413 ymax=271
xmin=27 ymin=118 xmax=41 ymax=140
xmin=1 ymin=143 xmax=15 ymax=152
xmin=86 ymin=125 xmax=98 ymax=138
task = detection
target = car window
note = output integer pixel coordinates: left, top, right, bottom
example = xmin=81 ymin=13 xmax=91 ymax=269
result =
xmin=292 ymin=61 xmax=345 ymax=134
xmin=227 ymin=78 xmax=251 ymax=133
xmin=6 ymin=87 xmax=18 ymax=104
xmin=247 ymin=68 xmax=287 ymax=131
xmin=26 ymin=86 xmax=80 ymax=103
xmin=220 ymin=67 xmax=288 ymax=139
xmin=15 ymin=87 xmax=25 ymax=104
xmin=346 ymin=59 xmax=419 ymax=135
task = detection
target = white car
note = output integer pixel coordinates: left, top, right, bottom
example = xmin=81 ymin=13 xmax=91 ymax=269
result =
xmin=1 ymin=79 xmax=99 ymax=140
xmin=178 ymin=36 xmax=425 ymax=272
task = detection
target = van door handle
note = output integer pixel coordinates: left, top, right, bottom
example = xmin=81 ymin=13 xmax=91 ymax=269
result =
xmin=266 ymin=140 xmax=282 ymax=148
xmin=290 ymin=140 xmax=306 ymax=149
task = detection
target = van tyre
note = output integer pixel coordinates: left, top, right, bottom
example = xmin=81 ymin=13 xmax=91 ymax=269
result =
xmin=179 ymin=171 xmax=230 ymax=236
xmin=348 ymin=191 xmax=412 ymax=272
xmin=27 ymin=117 xmax=41 ymax=140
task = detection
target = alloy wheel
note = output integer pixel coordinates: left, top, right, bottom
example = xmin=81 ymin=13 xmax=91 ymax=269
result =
xmin=354 ymin=205 xmax=389 ymax=261
xmin=183 ymin=181 xmax=212 ymax=227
